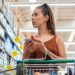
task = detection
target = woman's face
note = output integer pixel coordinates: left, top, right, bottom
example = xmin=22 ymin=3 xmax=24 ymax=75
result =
xmin=32 ymin=8 xmax=48 ymax=28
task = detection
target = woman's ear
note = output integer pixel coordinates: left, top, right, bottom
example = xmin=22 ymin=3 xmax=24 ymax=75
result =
xmin=45 ymin=15 xmax=49 ymax=22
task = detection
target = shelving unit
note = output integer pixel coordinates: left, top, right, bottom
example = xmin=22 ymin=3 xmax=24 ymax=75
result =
xmin=0 ymin=7 xmax=23 ymax=71
xmin=0 ymin=35 xmax=17 ymax=71
xmin=0 ymin=8 xmax=23 ymax=54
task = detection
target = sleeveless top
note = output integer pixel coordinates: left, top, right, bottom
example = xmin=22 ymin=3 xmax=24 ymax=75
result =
xmin=30 ymin=35 xmax=59 ymax=59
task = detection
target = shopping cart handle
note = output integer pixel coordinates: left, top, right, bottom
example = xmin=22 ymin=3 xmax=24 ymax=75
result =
xmin=17 ymin=59 xmax=75 ymax=64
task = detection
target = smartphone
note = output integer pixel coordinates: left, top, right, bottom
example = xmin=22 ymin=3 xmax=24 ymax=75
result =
xmin=25 ymin=39 xmax=32 ymax=44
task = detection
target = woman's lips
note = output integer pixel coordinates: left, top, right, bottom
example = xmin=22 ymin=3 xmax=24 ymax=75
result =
xmin=32 ymin=22 xmax=36 ymax=24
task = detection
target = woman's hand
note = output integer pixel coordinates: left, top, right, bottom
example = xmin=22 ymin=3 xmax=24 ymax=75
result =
xmin=28 ymin=35 xmax=48 ymax=54
xmin=28 ymin=41 xmax=38 ymax=53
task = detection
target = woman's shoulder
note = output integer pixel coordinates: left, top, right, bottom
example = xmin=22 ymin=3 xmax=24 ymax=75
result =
xmin=55 ymin=34 xmax=64 ymax=44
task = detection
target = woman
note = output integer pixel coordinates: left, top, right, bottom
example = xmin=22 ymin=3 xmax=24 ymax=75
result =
xmin=22 ymin=3 xmax=66 ymax=75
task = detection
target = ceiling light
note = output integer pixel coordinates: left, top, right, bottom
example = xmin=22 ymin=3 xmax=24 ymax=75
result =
xmin=29 ymin=0 xmax=36 ymax=3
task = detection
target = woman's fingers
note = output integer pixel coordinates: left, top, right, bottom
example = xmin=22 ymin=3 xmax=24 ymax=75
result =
xmin=28 ymin=42 xmax=38 ymax=53
xmin=31 ymin=35 xmax=42 ymax=43
xmin=27 ymin=39 xmax=46 ymax=54
xmin=30 ymin=44 xmax=37 ymax=50
xmin=28 ymin=42 xmax=34 ymax=47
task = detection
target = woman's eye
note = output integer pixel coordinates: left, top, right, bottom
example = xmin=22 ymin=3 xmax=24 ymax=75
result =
xmin=32 ymin=13 xmax=39 ymax=17
xmin=34 ymin=13 xmax=38 ymax=16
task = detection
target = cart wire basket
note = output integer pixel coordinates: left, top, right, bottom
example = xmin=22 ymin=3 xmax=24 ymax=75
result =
xmin=16 ymin=59 xmax=75 ymax=75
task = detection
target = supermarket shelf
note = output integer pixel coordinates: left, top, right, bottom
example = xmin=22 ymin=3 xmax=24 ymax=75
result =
xmin=0 ymin=8 xmax=15 ymax=35
xmin=0 ymin=21 xmax=22 ymax=55
xmin=0 ymin=8 xmax=22 ymax=62
xmin=0 ymin=68 xmax=16 ymax=75
xmin=0 ymin=48 xmax=16 ymax=62
xmin=0 ymin=8 xmax=23 ymax=55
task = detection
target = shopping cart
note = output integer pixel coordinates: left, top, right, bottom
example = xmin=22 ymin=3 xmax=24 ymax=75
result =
xmin=16 ymin=59 xmax=75 ymax=75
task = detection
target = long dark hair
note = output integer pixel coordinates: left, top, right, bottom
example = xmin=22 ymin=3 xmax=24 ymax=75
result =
xmin=36 ymin=3 xmax=56 ymax=35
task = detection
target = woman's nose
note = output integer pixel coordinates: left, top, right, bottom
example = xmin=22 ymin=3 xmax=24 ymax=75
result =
xmin=32 ymin=15 xmax=35 ymax=20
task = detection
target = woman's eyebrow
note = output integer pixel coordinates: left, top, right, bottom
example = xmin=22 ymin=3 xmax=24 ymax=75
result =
xmin=32 ymin=12 xmax=38 ymax=16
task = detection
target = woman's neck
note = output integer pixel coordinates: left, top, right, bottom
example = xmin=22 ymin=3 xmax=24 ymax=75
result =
xmin=37 ymin=25 xmax=50 ymax=36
